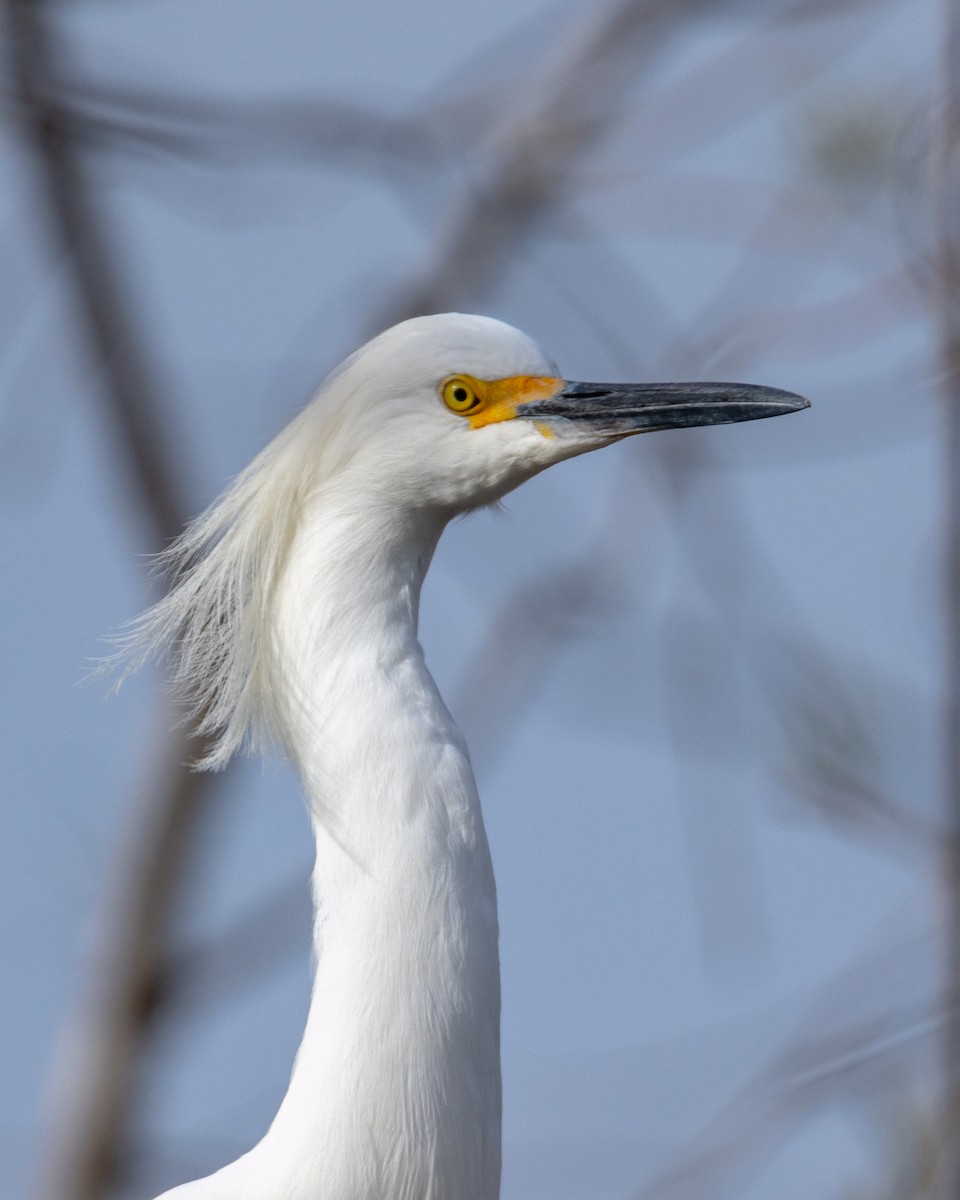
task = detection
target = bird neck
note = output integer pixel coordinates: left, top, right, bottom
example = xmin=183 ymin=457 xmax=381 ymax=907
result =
xmin=245 ymin=495 xmax=502 ymax=1199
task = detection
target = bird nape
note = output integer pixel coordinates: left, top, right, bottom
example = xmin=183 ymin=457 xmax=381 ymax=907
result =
xmin=125 ymin=313 xmax=807 ymax=1200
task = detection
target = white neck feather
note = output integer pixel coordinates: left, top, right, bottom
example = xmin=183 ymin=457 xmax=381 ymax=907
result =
xmin=167 ymin=491 xmax=501 ymax=1200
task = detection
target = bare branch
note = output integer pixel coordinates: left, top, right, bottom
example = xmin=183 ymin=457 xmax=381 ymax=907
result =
xmin=159 ymin=869 xmax=312 ymax=1015
xmin=32 ymin=81 xmax=443 ymax=174
xmin=34 ymin=717 xmax=218 ymax=1200
xmin=4 ymin=7 xmax=228 ymax=1200
xmin=6 ymin=1 xmax=189 ymax=547
xmin=936 ymin=0 xmax=960 ymax=1193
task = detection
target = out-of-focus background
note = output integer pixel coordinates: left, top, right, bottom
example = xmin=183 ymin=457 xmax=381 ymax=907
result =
xmin=2 ymin=0 xmax=954 ymax=1197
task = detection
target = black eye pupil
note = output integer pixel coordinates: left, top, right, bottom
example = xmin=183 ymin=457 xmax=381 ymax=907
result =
xmin=454 ymin=387 xmax=468 ymax=403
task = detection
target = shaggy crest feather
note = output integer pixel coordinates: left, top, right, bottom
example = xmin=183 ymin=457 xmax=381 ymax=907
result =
xmin=117 ymin=402 xmax=330 ymax=770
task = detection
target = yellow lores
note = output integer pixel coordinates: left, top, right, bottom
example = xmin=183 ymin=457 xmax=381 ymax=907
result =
xmin=440 ymin=374 xmax=562 ymax=430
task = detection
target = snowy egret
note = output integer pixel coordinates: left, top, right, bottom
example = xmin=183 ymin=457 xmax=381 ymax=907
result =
xmin=129 ymin=313 xmax=807 ymax=1199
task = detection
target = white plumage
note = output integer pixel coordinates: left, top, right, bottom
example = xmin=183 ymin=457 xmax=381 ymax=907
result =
xmin=127 ymin=313 xmax=806 ymax=1199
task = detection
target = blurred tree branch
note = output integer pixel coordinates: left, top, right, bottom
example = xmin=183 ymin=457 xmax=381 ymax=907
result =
xmin=33 ymin=80 xmax=443 ymax=173
xmin=6 ymin=5 xmax=223 ymax=1199
xmin=938 ymin=0 xmax=960 ymax=1193
xmin=36 ymin=723 xmax=218 ymax=1200
xmin=6 ymin=1 xmax=188 ymax=545
xmin=376 ymin=0 xmax=710 ymax=325
xmin=635 ymin=924 xmax=938 ymax=1200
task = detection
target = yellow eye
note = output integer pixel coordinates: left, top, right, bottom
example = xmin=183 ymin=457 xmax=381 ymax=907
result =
xmin=441 ymin=376 xmax=482 ymax=414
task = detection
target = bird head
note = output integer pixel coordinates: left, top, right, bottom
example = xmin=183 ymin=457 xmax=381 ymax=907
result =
xmin=307 ymin=312 xmax=808 ymax=513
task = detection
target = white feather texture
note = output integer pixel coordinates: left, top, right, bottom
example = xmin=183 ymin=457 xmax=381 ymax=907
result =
xmin=119 ymin=406 xmax=317 ymax=768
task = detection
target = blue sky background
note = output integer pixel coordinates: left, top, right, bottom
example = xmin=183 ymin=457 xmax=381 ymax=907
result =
xmin=0 ymin=1 xmax=945 ymax=1197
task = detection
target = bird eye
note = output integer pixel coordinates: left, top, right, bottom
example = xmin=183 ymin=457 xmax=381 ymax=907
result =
xmin=441 ymin=377 xmax=482 ymax=414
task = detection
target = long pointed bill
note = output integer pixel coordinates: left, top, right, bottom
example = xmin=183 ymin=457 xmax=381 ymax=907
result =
xmin=515 ymin=380 xmax=809 ymax=436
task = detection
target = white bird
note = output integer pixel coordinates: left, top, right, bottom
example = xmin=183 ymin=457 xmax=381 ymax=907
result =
xmin=128 ymin=313 xmax=806 ymax=1200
